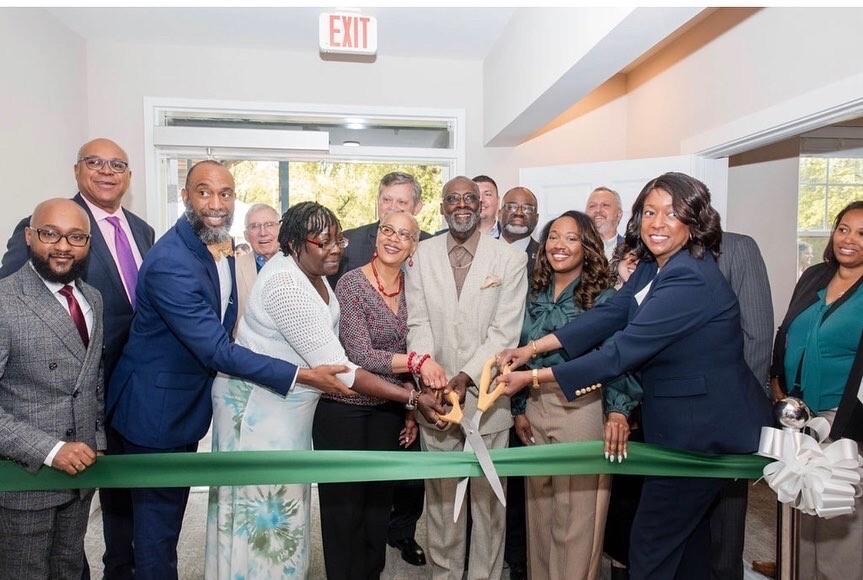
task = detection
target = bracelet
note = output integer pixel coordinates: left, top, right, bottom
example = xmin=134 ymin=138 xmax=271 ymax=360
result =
xmin=407 ymin=351 xmax=417 ymax=374
xmin=404 ymin=389 xmax=417 ymax=411
xmin=531 ymin=368 xmax=540 ymax=389
xmin=530 ymin=340 xmax=538 ymax=360
xmin=416 ymin=354 xmax=431 ymax=373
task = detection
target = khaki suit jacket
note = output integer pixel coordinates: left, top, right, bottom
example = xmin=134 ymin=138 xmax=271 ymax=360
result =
xmin=406 ymin=232 xmax=527 ymax=435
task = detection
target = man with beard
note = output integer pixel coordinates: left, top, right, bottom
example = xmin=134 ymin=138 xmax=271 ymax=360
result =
xmin=405 ymin=176 xmax=527 ymax=580
xmin=496 ymin=185 xmax=540 ymax=580
xmin=585 ymin=186 xmax=624 ymax=260
xmin=106 ymin=160 xmax=352 ymax=580
xmin=0 ymin=138 xmax=153 ymax=580
xmin=0 ymin=199 xmax=105 ymax=580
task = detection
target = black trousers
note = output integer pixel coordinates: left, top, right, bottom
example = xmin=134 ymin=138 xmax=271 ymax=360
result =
xmin=387 ymin=435 xmax=425 ymax=544
xmin=504 ymin=425 xmax=527 ymax=566
xmin=708 ymin=478 xmax=748 ymax=580
xmin=313 ymin=398 xmax=404 ymax=579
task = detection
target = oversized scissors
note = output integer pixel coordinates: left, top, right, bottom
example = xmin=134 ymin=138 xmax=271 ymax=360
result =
xmin=439 ymin=357 xmax=509 ymax=522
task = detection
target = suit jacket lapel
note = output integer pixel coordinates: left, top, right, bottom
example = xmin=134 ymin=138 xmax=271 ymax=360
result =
xmin=124 ymin=208 xmax=153 ymax=257
xmin=18 ymin=266 xmax=88 ymax=362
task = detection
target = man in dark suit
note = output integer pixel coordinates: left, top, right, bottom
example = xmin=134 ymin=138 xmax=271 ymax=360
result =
xmin=496 ymin=185 xmax=540 ymax=580
xmin=107 ymin=160 xmax=351 ymax=580
xmin=0 ymin=138 xmax=154 ymax=580
xmin=714 ymin=231 xmax=773 ymax=580
xmin=586 ymin=186 xmax=625 ymax=260
xmin=0 ymin=199 xmax=105 ymax=580
xmin=329 ymin=171 xmax=431 ymax=566
xmin=330 ymin=171 xmax=430 ymax=286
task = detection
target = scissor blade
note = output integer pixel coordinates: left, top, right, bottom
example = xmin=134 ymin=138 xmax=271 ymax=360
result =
xmin=463 ymin=424 xmax=507 ymax=508
xmin=453 ymin=477 xmax=468 ymax=522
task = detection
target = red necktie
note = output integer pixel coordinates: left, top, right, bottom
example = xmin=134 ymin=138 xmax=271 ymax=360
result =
xmin=59 ymin=285 xmax=89 ymax=348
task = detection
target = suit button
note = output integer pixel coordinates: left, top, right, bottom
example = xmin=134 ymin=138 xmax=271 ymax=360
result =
xmin=49 ymin=363 xmax=58 ymax=370
xmin=65 ymin=429 xmax=74 ymax=436
xmin=209 ymin=370 xmax=217 ymax=378
xmin=72 ymin=390 xmax=80 ymax=398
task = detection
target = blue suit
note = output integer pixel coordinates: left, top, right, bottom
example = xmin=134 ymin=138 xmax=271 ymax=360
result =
xmin=107 ymin=216 xmax=299 ymax=580
xmin=550 ymin=249 xmax=771 ymax=579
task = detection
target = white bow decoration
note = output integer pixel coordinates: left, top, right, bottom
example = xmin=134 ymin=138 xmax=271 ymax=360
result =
xmin=757 ymin=418 xmax=863 ymax=519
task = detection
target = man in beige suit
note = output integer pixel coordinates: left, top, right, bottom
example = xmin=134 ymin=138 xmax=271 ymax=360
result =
xmin=405 ymin=176 xmax=527 ymax=580
xmin=234 ymin=203 xmax=280 ymax=333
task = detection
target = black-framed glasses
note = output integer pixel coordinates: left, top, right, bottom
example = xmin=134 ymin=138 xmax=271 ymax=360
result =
xmin=443 ymin=192 xmax=479 ymax=206
xmin=247 ymin=221 xmax=279 ymax=232
xmin=306 ymin=237 xmax=349 ymax=251
xmin=77 ymin=156 xmax=129 ymax=174
xmin=378 ymin=224 xmax=417 ymax=242
xmin=32 ymin=228 xmax=91 ymax=247
xmin=502 ymin=203 xmax=537 ymax=215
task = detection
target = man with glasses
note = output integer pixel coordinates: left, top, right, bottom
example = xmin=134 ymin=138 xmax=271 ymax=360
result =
xmin=330 ymin=171 xmax=430 ymax=287
xmin=0 ymin=138 xmax=154 ymax=580
xmin=405 ymin=176 xmax=527 ymax=580
xmin=496 ymin=185 xmax=540 ymax=580
xmin=234 ymin=203 xmax=280 ymax=333
xmin=106 ymin=160 xmax=351 ymax=580
xmin=0 ymin=199 xmax=104 ymax=580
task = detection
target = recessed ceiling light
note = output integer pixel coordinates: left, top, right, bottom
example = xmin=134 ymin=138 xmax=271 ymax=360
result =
xmin=343 ymin=140 xmax=361 ymax=147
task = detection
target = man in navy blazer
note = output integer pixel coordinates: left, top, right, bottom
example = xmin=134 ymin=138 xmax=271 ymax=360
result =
xmin=107 ymin=160 xmax=350 ymax=580
xmin=0 ymin=138 xmax=154 ymax=580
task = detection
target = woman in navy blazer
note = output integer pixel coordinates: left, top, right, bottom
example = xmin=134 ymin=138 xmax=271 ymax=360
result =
xmin=497 ymin=172 xmax=771 ymax=580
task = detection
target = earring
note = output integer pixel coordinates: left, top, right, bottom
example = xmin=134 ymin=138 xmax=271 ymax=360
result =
xmin=408 ymin=255 xmax=414 ymax=267
xmin=372 ymin=250 xmax=378 ymax=259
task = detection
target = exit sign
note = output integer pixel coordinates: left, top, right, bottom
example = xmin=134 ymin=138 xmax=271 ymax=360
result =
xmin=319 ymin=12 xmax=378 ymax=56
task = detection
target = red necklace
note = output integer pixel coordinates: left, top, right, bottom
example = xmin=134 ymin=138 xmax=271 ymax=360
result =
xmin=371 ymin=258 xmax=403 ymax=298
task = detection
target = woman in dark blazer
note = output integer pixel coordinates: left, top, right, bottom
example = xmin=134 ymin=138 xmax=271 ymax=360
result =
xmin=497 ymin=172 xmax=772 ymax=580
xmin=770 ymin=200 xmax=863 ymax=580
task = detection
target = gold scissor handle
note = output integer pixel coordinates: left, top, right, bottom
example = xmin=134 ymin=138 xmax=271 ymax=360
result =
xmin=477 ymin=357 xmax=511 ymax=413
xmin=438 ymin=391 xmax=463 ymax=425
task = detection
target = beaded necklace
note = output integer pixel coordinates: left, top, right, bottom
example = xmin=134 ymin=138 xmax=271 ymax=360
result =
xmin=371 ymin=258 xmax=403 ymax=298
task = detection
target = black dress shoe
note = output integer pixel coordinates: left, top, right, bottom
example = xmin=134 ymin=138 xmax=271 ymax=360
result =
xmin=389 ymin=538 xmax=427 ymax=566
xmin=507 ymin=561 xmax=527 ymax=580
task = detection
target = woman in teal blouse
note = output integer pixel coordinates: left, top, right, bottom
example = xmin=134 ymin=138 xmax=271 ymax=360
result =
xmin=510 ymin=210 xmax=635 ymax=580
xmin=771 ymin=200 xmax=863 ymax=580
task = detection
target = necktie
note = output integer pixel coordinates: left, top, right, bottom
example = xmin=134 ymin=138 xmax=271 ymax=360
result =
xmin=59 ymin=285 xmax=89 ymax=348
xmin=105 ymin=216 xmax=138 ymax=308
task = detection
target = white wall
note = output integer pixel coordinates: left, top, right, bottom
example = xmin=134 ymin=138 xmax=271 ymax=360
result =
xmin=0 ymin=9 xmax=87 ymax=242
xmin=727 ymin=141 xmax=801 ymax=327
xmin=84 ymin=40 xmax=485 ymax=219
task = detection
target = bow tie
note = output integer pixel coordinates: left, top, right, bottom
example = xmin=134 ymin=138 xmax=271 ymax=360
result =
xmin=207 ymin=240 xmax=234 ymax=261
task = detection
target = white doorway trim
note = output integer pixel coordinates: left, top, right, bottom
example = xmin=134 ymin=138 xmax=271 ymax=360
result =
xmin=683 ymin=70 xmax=863 ymax=158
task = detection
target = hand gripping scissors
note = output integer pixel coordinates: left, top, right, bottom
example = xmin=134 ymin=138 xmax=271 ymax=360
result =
xmin=439 ymin=357 xmax=509 ymax=522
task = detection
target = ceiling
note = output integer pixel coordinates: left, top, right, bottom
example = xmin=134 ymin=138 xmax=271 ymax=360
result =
xmin=47 ymin=7 xmax=516 ymax=60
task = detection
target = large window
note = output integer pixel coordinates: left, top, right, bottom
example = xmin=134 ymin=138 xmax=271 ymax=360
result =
xmin=144 ymin=99 xmax=464 ymax=237
xmin=797 ymin=156 xmax=863 ymax=277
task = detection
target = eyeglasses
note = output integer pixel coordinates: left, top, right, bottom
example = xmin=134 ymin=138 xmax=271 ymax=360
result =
xmin=502 ymin=203 xmax=537 ymax=215
xmin=306 ymin=237 xmax=349 ymax=251
xmin=443 ymin=193 xmax=479 ymax=206
xmin=379 ymin=224 xmax=417 ymax=242
xmin=77 ymin=156 xmax=130 ymax=174
xmin=32 ymin=228 xmax=91 ymax=247
xmin=247 ymin=221 xmax=279 ymax=232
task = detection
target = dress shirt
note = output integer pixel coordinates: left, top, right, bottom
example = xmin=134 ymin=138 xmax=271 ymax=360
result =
xmin=80 ymin=197 xmax=144 ymax=304
xmin=446 ymin=229 xmax=480 ymax=297
xmin=215 ymin=255 xmax=232 ymax=322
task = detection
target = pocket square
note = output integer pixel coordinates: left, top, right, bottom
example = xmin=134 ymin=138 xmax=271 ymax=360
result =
xmin=481 ymin=275 xmax=502 ymax=289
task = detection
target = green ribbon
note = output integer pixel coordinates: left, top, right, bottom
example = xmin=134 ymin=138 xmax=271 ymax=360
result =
xmin=0 ymin=441 xmax=770 ymax=492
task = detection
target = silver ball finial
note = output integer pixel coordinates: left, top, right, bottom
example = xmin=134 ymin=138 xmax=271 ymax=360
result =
xmin=773 ymin=397 xmax=812 ymax=431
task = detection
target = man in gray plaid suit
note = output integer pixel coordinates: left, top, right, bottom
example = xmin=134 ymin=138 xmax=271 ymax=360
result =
xmin=0 ymin=198 xmax=105 ymax=580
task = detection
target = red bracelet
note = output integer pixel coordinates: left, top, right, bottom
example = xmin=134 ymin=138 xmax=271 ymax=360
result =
xmin=407 ymin=351 xmax=417 ymax=374
xmin=416 ymin=354 xmax=431 ymax=374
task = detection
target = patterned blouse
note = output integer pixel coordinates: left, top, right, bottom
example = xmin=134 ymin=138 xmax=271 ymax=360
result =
xmin=331 ymin=267 xmax=411 ymax=406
